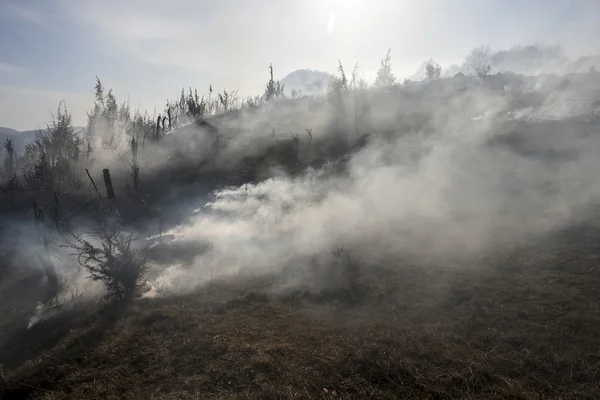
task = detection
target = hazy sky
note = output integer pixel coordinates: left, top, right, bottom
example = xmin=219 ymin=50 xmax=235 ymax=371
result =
xmin=0 ymin=0 xmax=598 ymax=130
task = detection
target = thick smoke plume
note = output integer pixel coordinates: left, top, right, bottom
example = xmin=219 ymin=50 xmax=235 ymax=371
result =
xmin=142 ymin=70 xmax=600 ymax=297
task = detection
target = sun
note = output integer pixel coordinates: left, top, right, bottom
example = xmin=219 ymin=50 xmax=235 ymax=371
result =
xmin=324 ymin=0 xmax=370 ymax=35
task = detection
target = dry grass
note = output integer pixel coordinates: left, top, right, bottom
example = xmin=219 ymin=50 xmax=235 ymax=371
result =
xmin=2 ymin=223 xmax=600 ymax=399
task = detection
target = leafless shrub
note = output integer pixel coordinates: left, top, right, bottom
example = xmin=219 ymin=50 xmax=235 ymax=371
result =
xmin=65 ymin=227 xmax=148 ymax=300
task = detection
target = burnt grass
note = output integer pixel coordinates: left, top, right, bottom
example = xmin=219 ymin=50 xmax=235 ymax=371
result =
xmin=2 ymin=222 xmax=600 ymax=399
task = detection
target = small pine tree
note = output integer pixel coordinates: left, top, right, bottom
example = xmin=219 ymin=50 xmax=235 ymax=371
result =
xmin=105 ymin=90 xmax=118 ymax=125
xmin=24 ymin=102 xmax=81 ymax=190
xmin=24 ymin=152 xmax=53 ymax=192
xmin=47 ymin=102 xmax=80 ymax=167
xmin=185 ymin=88 xmax=207 ymax=118
xmin=264 ymin=64 xmax=285 ymax=102
xmin=328 ymin=61 xmax=349 ymax=103
xmin=85 ymin=77 xmax=105 ymax=153
xmin=374 ymin=48 xmax=396 ymax=88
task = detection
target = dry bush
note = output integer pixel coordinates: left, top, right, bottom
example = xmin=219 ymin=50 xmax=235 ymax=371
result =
xmin=65 ymin=227 xmax=148 ymax=300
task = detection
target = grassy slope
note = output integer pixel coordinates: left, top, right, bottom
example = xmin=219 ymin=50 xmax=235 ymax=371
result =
xmin=2 ymin=222 xmax=600 ymax=399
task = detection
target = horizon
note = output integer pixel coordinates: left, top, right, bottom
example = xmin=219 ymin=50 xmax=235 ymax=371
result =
xmin=1 ymin=0 xmax=599 ymax=131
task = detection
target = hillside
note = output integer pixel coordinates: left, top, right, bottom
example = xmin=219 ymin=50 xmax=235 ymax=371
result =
xmin=0 ymin=127 xmax=37 ymax=155
xmin=0 ymin=126 xmax=86 ymax=156
xmin=2 ymin=65 xmax=600 ymax=399
xmin=2 ymin=223 xmax=600 ymax=399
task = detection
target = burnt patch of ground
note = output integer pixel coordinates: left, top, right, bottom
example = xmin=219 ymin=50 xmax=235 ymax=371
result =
xmin=0 ymin=299 xmax=128 ymax=373
xmin=3 ymin=226 xmax=600 ymax=399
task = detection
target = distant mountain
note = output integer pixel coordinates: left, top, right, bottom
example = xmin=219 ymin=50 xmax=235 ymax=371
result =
xmin=0 ymin=126 xmax=85 ymax=155
xmin=280 ymin=69 xmax=334 ymax=97
xmin=0 ymin=127 xmax=38 ymax=155
xmin=0 ymin=127 xmax=20 ymax=136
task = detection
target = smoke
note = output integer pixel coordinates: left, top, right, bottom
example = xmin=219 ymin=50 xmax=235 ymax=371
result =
xmin=5 ymin=47 xmax=600 ymax=308
xmin=143 ymin=75 xmax=600 ymax=296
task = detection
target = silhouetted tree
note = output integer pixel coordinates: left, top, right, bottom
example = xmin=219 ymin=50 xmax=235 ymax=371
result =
xmin=374 ymin=48 xmax=396 ymax=88
xmin=23 ymin=102 xmax=80 ymax=191
xmin=264 ymin=64 xmax=285 ymax=102
xmin=156 ymin=114 xmax=162 ymax=140
xmin=86 ymin=77 xmax=105 ymax=154
xmin=328 ymin=61 xmax=351 ymax=134
xmin=3 ymin=138 xmax=14 ymax=177
xmin=167 ymin=105 xmax=173 ymax=130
